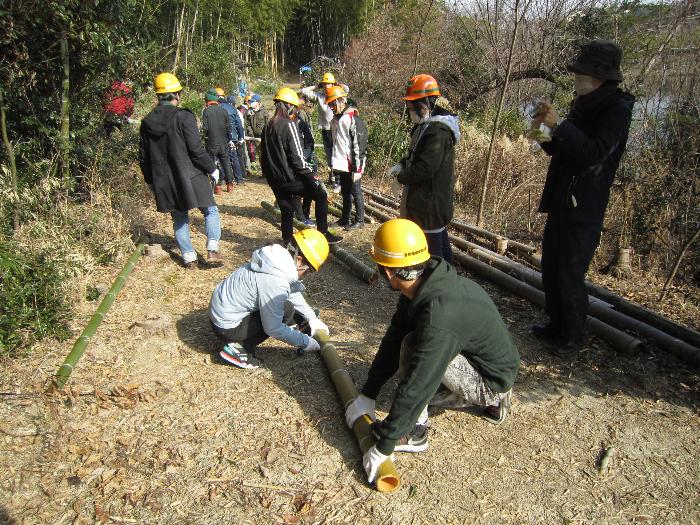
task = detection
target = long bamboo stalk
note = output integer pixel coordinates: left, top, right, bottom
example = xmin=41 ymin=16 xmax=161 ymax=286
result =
xmin=314 ymin=330 xmax=400 ymax=492
xmin=0 ymin=89 xmax=19 ymax=231
xmin=54 ymin=244 xmax=146 ymax=389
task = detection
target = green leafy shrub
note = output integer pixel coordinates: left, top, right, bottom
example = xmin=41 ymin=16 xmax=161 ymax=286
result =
xmin=0 ymin=242 xmax=71 ymax=356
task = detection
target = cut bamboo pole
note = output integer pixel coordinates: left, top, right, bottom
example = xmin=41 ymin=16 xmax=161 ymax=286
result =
xmin=330 ymin=245 xmax=378 ymax=284
xmin=53 ymin=244 xmax=146 ymax=389
xmin=449 ymin=235 xmax=700 ymax=364
xmin=450 ymin=249 xmax=644 ymax=355
xmin=314 ymin=330 xmax=400 ymax=492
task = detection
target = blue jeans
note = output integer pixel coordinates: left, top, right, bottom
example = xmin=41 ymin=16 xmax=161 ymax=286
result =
xmin=424 ymin=228 xmax=453 ymax=263
xmin=171 ymin=206 xmax=221 ymax=263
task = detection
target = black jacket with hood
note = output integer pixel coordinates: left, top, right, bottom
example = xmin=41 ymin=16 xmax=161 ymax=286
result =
xmin=260 ymin=114 xmax=314 ymax=189
xmin=139 ymin=103 xmax=216 ymax=213
xmin=539 ymin=83 xmax=635 ymax=224
xmin=397 ymin=114 xmax=461 ymax=230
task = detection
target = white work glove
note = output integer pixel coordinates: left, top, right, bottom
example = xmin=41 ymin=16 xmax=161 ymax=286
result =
xmin=228 ymin=141 xmax=235 ymax=150
xmin=363 ymin=445 xmax=393 ymax=485
xmin=387 ymin=163 xmax=403 ymax=178
xmin=238 ymin=139 xmax=245 ymax=145
xmin=352 ymin=172 xmax=362 ymax=182
xmin=308 ymin=317 xmax=329 ymax=337
xmin=345 ymin=394 xmax=376 ymax=428
xmin=303 ymin=336 xmax=321 ymax=353
xmin=390 ymin=177 xmax=403 ymax=198
xmin=210 ymin=169 xmax=220 ymax=184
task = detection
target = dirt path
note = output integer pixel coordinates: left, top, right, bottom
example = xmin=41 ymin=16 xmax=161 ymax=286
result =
xmin=2 ymin=178 xmax=699 ymax=525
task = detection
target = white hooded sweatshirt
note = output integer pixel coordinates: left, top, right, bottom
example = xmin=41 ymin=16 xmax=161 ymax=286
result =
xmin=208 ymin=244 xmax=317 ymax=348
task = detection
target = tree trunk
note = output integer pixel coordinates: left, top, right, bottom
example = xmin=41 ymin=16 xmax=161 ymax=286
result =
xmin=476 ymin=0 xmax=521 ymax=227
xmin=0 ymin=89 xmax=19 ymax=231
xmin=59 ymin=33 xmax=71 ymax=190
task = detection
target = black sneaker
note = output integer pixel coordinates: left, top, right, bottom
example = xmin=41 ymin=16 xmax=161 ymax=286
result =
xmin=334 ymin=219 xmax=349 ymax=227
xmin=482 ymin=390 xmax=512 ymax=425
xmin=219 ymin=343 xmax=260 ymax=369
xmin=394 ymin=424 xmax=429 ymax=453
xmin=324 ymin=231 xmax=343 ymax=244
xmin=344 ymin=221 xmax=364 ymax=231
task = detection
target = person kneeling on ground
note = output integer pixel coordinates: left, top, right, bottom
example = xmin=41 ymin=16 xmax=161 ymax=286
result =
xmin=345 ymin=219 xmax=521 ymax=484
xmin=208 ymin=229 xmax=331 ymax=369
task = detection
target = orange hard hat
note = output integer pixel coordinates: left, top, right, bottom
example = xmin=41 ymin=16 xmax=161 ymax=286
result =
xmin=325 ymin=85 xmax=348 ymax=104
xmin=402 ymin=74 xmax=440 ymax=101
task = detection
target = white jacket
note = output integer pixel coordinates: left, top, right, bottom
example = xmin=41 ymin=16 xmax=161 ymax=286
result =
xmin=208 ymin=244 xmax=317 ymax=348
xmin=301 ymin=84 xmax=349 ymax=131
xmin=330 ymin=107 xmax=366 ymax=173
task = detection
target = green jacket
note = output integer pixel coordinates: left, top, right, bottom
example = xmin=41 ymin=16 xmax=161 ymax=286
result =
xmin=362 ymin=257 xmax=520 ymax=455
xmin=246 ymin=107 xmax=268 ymax=137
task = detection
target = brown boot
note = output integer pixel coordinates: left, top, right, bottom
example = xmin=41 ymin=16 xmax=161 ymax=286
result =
xmin=226 ymin=182 xmax=234 ymax=192
xmin=213 ymin=184 xmax=222 ymax=195
xmin=207 ymin=250 xmax=224 ymax=266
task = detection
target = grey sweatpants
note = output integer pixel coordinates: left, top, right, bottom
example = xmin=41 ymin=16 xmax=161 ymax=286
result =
xmin=399 ymin=332 xmax=507 ymax=412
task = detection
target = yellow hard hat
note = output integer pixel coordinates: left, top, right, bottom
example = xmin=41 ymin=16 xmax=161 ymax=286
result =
xmin=154 ymin=72 xmax=182 ymax=94
xmin=321 ymin=72 xmax=336 ymax=84
xmin=274 ymin=87 xmax=301 ymax=107
xmin=370 ymin=219 xmax=430 ymax=268
xmin=325 ymin=85 xmax=348 ymax=104
xmin=293 ymin=229 xmax=329 ymax=271
xmin=215 ymin=86 xmax=226 ymax=97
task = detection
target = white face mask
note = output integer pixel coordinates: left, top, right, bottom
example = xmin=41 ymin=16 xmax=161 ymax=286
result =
xmin=574 ymin=74 xmax=598 ymax=96
xmin=409 ymin=109 xmax=424 ymax=124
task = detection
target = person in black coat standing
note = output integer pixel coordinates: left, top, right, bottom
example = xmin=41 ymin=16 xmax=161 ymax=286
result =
xmin=139 ymin=73 xmax=224 ymax=269
xmin=531 ymin=40 xmax=635 ymax=358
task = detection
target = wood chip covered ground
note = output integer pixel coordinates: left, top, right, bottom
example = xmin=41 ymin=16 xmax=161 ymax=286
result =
xmin=2 ymin=177 xmax=699 ymax=525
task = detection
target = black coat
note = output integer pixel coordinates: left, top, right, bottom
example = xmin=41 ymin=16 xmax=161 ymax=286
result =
xmin=139 ymin=103 xmax=216 ymax=213
xmin=202 ymin=103 xmax=233 ymax=147
xmin=397 ymin=116 xmax=459 ymax=230
xmin=539 ymin=84 xmax=635 ymax=224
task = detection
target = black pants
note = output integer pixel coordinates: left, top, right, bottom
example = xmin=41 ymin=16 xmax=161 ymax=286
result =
xmin=210 ymin=302 xmax=304 ymax=349
xmin=424 ymin=228 xmax=453 ymax=263
xmin=272 ymin=178 xmax=329 ymax=245
xmin=541 ymin=215 xmax=602 ymax=344
xmin=207 ymin=143 xmax=233 ymax=183
xmin=337 ymin=170 xmax=364 ymax=224
xmin=321 ymin=129 xmax=333 ymax=167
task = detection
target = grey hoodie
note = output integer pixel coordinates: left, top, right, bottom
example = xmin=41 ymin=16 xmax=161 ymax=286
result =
xmin=208 ymin=244 xmax=316 ymax=348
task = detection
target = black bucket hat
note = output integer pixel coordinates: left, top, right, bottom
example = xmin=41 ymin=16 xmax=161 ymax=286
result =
xmin=566 ymin=40 xmax=623 ymax=82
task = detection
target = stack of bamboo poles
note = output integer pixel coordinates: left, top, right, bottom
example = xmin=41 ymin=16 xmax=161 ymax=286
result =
xmin=361 ymin=187 xmax=700 ymax=365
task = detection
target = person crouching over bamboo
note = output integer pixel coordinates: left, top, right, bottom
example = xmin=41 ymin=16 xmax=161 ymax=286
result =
xmin=346 ymin=219 xmax=521 ymax=483
xmin=208 ymin=229 xmax=331 ymax=369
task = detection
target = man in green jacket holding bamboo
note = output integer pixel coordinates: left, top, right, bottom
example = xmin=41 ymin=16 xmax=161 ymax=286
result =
xmin=345 ymin=219 xmax=520 ymax=484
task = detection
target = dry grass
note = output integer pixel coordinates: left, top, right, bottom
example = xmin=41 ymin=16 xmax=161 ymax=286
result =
xmin=2 ymin=177 xmax=699 ymax=524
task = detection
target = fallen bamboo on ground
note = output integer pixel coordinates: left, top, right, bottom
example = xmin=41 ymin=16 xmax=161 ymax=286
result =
xmin=450 ymin=235 xmax=700 ymax=364
xmin=314 ymin=330 xmax=400 ymax=492
xmin=450 ymin=249 xmax=644 ymax=355
xmin=260 ymin=201 xmax=377 ymax=284
xmin=53 ymin=243 xmax=146 ymax=389
xmin=330 ymin=245 xmax=378 ymax=284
